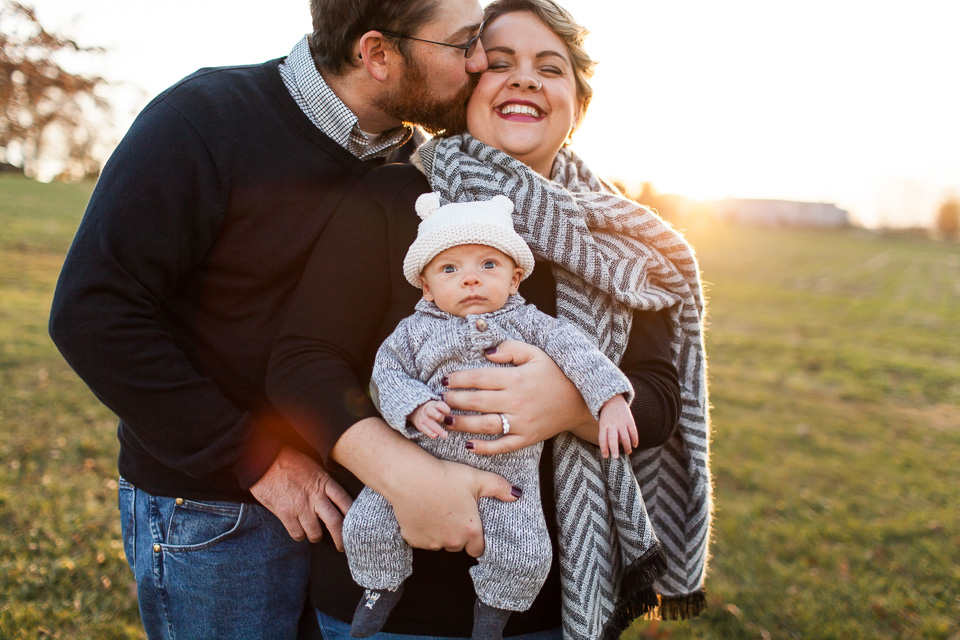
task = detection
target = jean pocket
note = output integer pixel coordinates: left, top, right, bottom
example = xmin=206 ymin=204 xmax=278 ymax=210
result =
xmin=163 ymin=499 xmax=246 ymax=551
xmin=118 ymin=477 xmax=136 ymax=571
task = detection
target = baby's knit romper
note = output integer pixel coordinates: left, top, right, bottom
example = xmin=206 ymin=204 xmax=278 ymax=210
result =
xmin=342 ymin=294 xmax=633 ymax=611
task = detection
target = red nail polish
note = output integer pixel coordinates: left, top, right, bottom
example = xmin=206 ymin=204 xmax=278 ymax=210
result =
xmin=465 ymin=441 xmax=475 ymax=450
xmin=443 ymin=416 xmax=455 ymax=426
xmin=483 ymin=346 xmax=497 ymax=355
xmin=441 ymin=376 xmax=449 ymax=387
xmin=511 ymin=486 xmax=523 ymax=498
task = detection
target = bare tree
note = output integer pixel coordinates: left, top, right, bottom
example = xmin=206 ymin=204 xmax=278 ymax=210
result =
xmin=1 ymin=0 xmax=109 ymax=179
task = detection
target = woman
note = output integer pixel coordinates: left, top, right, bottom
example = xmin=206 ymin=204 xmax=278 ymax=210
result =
xmin=267 ymin=1 xmax=710 ymax=638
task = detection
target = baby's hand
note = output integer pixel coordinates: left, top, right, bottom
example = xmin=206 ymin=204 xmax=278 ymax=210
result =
xmin=409 ymin=400 xmax=452 ymax=439
xmin=598 ymin=395 xmax=639 ymax=459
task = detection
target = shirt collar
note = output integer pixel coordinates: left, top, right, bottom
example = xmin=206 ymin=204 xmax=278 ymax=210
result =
xmin=279 ymin=36 xmax=413 ymax=160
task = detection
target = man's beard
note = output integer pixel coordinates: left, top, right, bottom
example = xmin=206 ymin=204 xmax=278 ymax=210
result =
xmin=375 ymin=57 xmax=476 ymax=136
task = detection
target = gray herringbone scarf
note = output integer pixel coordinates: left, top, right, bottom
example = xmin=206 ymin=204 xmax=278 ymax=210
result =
xmin=416 ymin=134 xmax=712 ymax=638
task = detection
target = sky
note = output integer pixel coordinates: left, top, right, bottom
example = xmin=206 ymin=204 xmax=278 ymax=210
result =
xmin=25 ymin=0 xmax=960 ymax=228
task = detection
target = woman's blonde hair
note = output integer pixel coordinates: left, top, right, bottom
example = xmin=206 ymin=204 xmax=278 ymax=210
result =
xmin=483 ymin=0 xmax=597 ymax=131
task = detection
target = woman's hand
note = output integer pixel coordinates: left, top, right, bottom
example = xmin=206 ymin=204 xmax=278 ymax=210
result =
xmin=441 ymin=340 xmax=598 ymax=454
xmin=388 ymin=457 xmax=521 ymax=557
xmin=330 ymin=417 xmax=520 ymax=557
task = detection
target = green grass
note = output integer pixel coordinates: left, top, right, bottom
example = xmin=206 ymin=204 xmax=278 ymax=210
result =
xmin=625 ymin=224 xmax=960 ymax=640
xmin=2 ymin=175 xmax=958 ymax=639
xmin=0 ymin=175 xmax=143 ymax=639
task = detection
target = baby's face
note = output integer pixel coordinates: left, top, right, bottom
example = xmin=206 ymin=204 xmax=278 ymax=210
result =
xmin=420 ymin=244 xmax=523 ymax=317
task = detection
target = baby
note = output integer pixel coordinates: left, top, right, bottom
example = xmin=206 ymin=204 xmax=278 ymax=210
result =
xmin=342 ymin=193 xmax=639 ymax=640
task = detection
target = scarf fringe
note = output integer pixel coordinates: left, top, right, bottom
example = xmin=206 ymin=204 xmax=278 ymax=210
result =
xmin=599 ymin=543 xmax=668 ymax=640
xmin=657 ymin=590 xmax=708 ymax=620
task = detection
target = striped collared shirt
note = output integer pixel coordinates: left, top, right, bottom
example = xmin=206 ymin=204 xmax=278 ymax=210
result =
xmin=279 ymin=36 xmax=413 ymax=160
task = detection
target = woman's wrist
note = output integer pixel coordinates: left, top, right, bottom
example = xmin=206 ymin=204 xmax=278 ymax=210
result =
xmin=330 ymin=416 xmax=434 ymax=496
xmin=567 ymin=411 xmax=600 ymax=445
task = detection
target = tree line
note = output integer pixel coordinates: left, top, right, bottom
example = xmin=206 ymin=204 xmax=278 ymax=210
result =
xmin=1 ymin=0 xmax=108 ymax=180
xmin=1 ymin=0 xmax=958 ymax=238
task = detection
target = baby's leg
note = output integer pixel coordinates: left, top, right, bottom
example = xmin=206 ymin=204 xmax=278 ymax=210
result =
xmin=343 ymin=487 xmax=411 ymax=637
xmin=473 ymin=599 xmax=514 ymax=640
xmin=350 ymin=583 xmax=405 ymax=639
xmin=470 ymin=453 xmax=551 ymax=639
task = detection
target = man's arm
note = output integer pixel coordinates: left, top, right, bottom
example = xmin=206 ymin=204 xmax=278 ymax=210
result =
xmin=49 ymin=99 xmax=280 ymax=480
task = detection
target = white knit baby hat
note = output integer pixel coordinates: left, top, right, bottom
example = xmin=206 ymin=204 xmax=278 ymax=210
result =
xmin=402 ymin=192 xmax=536 ymax=288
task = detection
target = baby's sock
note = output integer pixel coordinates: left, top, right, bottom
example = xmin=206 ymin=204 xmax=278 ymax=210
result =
xmin=471 ymin=599 xmax=513 ymax=640
xmin=349 ymin=583 xmax=405 ymax=638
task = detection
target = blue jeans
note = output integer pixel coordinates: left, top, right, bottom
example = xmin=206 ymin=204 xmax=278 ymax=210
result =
xmin=119 ymin=478 xmax=311 ymax=640
xmin=316 ymin=611 xmax=562 ymax=640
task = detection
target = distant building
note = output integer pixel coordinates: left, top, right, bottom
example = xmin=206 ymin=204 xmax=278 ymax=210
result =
xmin=709 ymin=198 xmax=850 ymax=228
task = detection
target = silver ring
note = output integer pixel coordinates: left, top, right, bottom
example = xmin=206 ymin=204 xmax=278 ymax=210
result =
xmin=533 ymin=80 xmax=542 ymax=91
xmin=499 ymin=413 xmax=511 ymax=435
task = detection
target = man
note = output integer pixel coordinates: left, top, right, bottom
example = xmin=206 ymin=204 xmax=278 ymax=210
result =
xmin=49 ymin=0 xmax=528 ymax=637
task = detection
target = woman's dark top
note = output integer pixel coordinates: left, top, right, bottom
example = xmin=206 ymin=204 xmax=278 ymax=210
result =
xmin=266 ymin=164 xmax=681 ymax=637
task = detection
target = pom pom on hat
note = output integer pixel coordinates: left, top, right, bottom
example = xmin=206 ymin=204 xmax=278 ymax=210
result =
xmin=403 ymin=193 xmax=535 ymax=288
xmin=415 ymin=192 xmax=442 ymax=219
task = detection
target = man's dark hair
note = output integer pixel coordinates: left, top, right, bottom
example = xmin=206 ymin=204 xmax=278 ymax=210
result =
xmin=310 ymin=0 xmax=440 ymax=74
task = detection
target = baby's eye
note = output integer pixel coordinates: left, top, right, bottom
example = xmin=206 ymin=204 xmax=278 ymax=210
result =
xmin=442 ymin=265 xmax=457 ymax=273
xmin=482 ymin=260 xmax=497 ymax=269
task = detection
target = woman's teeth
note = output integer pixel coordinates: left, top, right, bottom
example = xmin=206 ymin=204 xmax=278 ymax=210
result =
xmin=499 ymin=104 xmax=542 ymax=117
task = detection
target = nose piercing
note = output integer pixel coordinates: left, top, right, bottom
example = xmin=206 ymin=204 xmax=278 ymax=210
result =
xmin=533 ymin=80 xmax=542 ymax=91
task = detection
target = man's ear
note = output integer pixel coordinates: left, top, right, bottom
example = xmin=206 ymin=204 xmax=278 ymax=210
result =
xmin=357 ymin=31 xmax=395 ymax=82
xmin=420 ymin=276 xmax=435 ymax=301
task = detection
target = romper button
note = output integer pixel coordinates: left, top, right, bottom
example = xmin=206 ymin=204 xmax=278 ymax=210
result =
xmin=475 ymin=319 xmax=488 ymax=331
xmin=153 ymin=544 xmax=161 ymax=553
xmin=175 ymin=498 xmax=184 ymax=506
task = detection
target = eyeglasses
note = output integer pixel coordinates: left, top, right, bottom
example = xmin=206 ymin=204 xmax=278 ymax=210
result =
xmin=377 ymin=21 xmax=485 ymax=58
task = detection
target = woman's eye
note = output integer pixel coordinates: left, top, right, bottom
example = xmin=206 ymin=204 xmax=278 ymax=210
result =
xmin=442 ymin=265 xmax=456 ymax=273
xmin=487 ymin=62 xmax=511 ymax=71
xmin=540 ymin=66 xmax=563 ymax=76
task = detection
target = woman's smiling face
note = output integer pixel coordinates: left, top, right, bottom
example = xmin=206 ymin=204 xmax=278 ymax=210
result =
xmin=465 ymin=11 xmax=579 ymax=177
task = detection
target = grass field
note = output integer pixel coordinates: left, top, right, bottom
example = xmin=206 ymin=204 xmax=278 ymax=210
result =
xmin=1 ymin=174 xmax=958 ymax=639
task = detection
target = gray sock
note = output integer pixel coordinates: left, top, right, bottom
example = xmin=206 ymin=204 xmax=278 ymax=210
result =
xmin=472 ymin=599 xmax=512 ymax=640
xmin=350 ymin=583 xmax=405 ymax=638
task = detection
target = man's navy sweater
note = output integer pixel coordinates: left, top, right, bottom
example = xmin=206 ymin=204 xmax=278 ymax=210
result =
xmin=49 ymin=58 xmax=407 ymax=501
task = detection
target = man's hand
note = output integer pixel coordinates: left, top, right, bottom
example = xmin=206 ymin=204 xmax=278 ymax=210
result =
xmin=441 ymin=340 xmax=597 ymax=454
xmin=249 ymin=446 xmax=353 ymax=549
xmin=387 ymin=457 xmax=521 ymax=558
xmin=598 ymin=395 xmax=639 ymax=459
xmin=409 ymin=399 xmax=452 ymax=439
